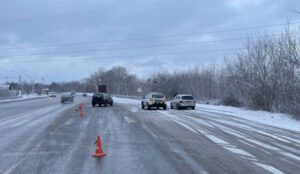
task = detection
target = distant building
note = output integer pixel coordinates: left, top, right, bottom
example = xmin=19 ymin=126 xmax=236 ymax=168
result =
xmin=0 ymin=84 xmax=17 ymax=97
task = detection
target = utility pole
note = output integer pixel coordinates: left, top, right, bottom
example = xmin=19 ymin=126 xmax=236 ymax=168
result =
xmin=18 ymin=74 xmax=22 ymax=96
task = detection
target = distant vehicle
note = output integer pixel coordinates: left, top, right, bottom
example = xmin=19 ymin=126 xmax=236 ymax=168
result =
xmin=42 ymin=88 xmax=50 ymax=95
xmin=71 ymin=91 xmax=76 ymax=97
xmin=92 ymin=93 xmax=113 ymax=107
xmin=97 ymin=85 xmax=107 ymax=93
xmin=141 ymin=92 xmax=167 ymax=110
xmin=48 ymin=92 xmax=56 ymax=97
xmin=170 ymin=94 xmax=196 ymax=110
xmin=61 ymin=93 xmax=74 ymax=103
xmin=82 ymin=93 xmax=87 ymax=97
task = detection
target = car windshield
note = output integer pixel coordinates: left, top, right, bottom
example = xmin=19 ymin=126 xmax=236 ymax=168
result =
xmin=182 ymin=96 xmax=194 ymax=100
xmin=152 ymin=94 xmax=164 ymax=98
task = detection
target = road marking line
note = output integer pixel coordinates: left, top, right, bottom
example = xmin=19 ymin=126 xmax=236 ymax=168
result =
xmin=65 ymin=119 xmax=73 ymax=125
xmin=173 ymin=120 xmax=197 ymax=133
xmin=281 ymin=152 xmax=300 ymax=161
xmin=130 ymin=107 xmax=138 ymax=112
xmin=124 ymin=116 xmax=136 ymax=123
xmin=253 ymin=162 xmax=284 ymax=174
xmin=280 ymin=158 xmax=300 ymax=167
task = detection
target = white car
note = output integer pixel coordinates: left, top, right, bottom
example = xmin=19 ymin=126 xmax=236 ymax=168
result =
xmin=170 ymin=94 xmax=196 ymax=110
xmin=48 ymin=92 xmax=57 ymax=97
xmin=141 ymin=92 xmax=167 ymax=110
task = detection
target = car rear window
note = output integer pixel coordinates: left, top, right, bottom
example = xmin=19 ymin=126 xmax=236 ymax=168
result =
xmin=94 ymin=93 xmax=104 ymax=97
xmin=152 ymin=94 xmax=164 ymax=98
xmin=182 ymin=96 xmax=194 ymax=100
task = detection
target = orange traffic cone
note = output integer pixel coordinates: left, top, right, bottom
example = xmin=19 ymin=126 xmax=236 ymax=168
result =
xmin=79 ymin=110 xmax=84 ymax=117
xmin=76 ymin=104 xmax=83 ymax=112
xmin=92 ymin=135 xmax=105 ymax=157
xmin=79 ymin=103 xmax=83 ymax=111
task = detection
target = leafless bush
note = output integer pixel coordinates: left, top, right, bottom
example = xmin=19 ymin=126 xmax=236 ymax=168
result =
xmin=49 ymin=26 xmax=300 ymax=118
xmin=224 ymin=28 xmax=300 ymax=118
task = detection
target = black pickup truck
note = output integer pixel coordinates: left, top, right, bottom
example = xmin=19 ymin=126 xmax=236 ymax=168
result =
xmin=92 ymin=93 xmax=113 ymax=107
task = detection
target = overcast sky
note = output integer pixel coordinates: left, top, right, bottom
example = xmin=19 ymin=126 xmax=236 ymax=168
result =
xmin=0 ymin=0 xmax=299 ymax=83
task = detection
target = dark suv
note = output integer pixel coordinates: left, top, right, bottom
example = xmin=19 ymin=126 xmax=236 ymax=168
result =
xmin=92 ymin=93 xmax=113 ymax=107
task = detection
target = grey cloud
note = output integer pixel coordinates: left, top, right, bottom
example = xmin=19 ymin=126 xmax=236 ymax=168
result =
xmin=0 ymin=0 xmax=299 ymax=82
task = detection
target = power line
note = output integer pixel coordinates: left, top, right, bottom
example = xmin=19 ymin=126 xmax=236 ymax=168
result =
xmin=0 ymin=38 xmax=243 ymax=58
xmin=0 ymin=31 xmax=298 ymax=58
xmin=0 ymin=47 xmax=244 ymax=64
xmin=1 ymin=21 xmax=299 ymax=51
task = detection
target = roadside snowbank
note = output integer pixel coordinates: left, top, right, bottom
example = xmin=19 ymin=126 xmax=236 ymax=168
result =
xmin=195 ymin=104 xmax=300 ymax=132
xmin=0 ymin=94 xmax=46 ymax=103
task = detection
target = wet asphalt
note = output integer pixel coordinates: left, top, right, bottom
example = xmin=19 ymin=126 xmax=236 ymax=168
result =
xmin=0 ymin=96 xmax=299 ymax=174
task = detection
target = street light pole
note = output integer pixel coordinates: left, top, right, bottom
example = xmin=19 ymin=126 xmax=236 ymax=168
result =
xmin=18 ymin=74 xmax=22 ymax=96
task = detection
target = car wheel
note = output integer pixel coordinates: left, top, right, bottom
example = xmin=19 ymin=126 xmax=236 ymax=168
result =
xmin=163 ymin=106 xmax=167 ymax=110
xmin=92 ymin=104 xmax=95 ymax=107
xmin=142 ymin=103 xmax=145 ymax=109
xmin=157 ymin=106 xmax=160 ymax=110
xmin=192 ymin=106 xmax=195 ymax=110
xmin=177 ymin=104 xmax=181 ymax=110
xmin=147 ymin=104 xmax=151 ymax=110
xmin=170 ymin=104 xmax=174 ymax=109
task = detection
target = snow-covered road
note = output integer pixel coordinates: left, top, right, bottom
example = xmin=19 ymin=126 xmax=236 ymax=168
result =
xmin=0 ymin=96 xmax=299 ymax=174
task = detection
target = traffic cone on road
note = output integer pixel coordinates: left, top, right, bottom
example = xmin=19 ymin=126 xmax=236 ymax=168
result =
xmin=92 ymin=135 xmax=105 ymax=157
xmin=78 ymin=103 xmax=85 ymax=117
xmin=79 ymin=103 xmax=84 ymax=111
xmin=76 ymin=103 xmax=83 ymax=112
xmin=79 ymin=110 xmax=84 ymax=117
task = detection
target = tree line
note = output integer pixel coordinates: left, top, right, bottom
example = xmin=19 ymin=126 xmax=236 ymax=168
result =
xmin=43 ymin=28 xmax=300 ymax=118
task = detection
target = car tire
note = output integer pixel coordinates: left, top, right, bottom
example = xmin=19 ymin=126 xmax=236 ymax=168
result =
xmin=192 ymin=106 xmax=195 ymax=110
xmin=163 ymin=105 xmax=167 ymax=110
xmin=170 ymin=104 xmax=174 ymax=109
xmin=177 ymin=104 xmax=181 ymax=110
xmin=147 ymin=104 xmax=151 ymax=110
xmin=142 ymin=103 xmax=145 ymax=109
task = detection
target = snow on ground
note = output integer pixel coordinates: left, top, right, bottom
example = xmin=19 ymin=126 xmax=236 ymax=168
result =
xmin=113 ymin=97 xmax=300 ymax=132
xmin=195 ymin=104 xmax=300 ymax=132
xmin=0 ymin=94 xmax=46 ymax=103
xmin=113 ymin=97 xmax=141 ymax=105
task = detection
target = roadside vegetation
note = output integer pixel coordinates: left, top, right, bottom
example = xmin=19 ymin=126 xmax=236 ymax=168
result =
xmin=9 ymin=28 xmax=300 ymax=118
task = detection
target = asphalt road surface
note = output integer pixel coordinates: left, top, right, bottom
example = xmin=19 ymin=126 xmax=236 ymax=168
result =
xmin=0 ymin=96 xmax=299 ymax=174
